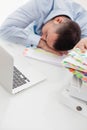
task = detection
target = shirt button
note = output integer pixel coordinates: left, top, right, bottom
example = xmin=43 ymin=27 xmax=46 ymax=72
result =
xmin=31 ymin=44 xmax=33 ymax=47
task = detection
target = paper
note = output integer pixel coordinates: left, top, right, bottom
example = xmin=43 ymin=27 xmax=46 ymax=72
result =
xmin=62 ymin=48 xmax=87 ymax=72
xmin=62 ymin=48 xmax=87 ymax=84
xmin=23 ymin=47 xmax=66 ymax=66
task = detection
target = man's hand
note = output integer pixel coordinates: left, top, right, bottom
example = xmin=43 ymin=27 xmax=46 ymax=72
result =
xmin=38 ymin=39 xmax=65 ymax=56
xmin=74 ymin=38 xmax=87 ymax=52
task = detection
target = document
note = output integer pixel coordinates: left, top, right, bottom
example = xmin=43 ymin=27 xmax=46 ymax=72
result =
xmin=62 ymin=48 xmax=87 ymax=85
xmin=62 ymin=48 xmax=87 ymax=72
xmin=23 ymin=47 xmax=66 ymax=66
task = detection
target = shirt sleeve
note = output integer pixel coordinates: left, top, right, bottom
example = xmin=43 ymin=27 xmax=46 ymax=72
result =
xmin=25 ymin=23 xmax=41 ymax=48
xmin=0 ymin=22 xmax=41 ymax=47
xmin=0 ymin=0 xmax=42 ymax=46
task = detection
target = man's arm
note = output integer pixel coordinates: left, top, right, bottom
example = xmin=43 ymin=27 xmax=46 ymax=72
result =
xmin=74 ymin=38 xmax=87 ymax=52
xmin=0 ymin=0 xmax=42 ymax=46
xmin=0 ymin=0 xmax=51 ymax=47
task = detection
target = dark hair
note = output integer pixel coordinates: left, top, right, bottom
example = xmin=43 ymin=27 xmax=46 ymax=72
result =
xmin=53 ymin=20 xmax=81 ymax=51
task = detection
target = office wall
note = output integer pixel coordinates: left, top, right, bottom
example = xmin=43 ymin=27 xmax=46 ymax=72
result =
xmin=75 ymin=0 xmax=87 ymax=9
xmin=0 ymin=0 xmax=28 ymax=24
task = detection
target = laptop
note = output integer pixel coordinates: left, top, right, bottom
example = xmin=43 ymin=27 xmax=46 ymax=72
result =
xmin=0 ymin=40 xmax=46 ymax=94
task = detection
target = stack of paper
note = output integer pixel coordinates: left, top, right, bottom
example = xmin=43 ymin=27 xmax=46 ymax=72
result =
xmin=23 ymin=47 xmax=66 ymax=66
xmin=62 ymin=48 xmax=87 ymax=85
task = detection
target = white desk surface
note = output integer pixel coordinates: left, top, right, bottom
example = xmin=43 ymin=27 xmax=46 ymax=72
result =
xmin=0 ymin=0 xmax=87 ymax=129
xmin=0 ymin=42 xmax=87 ymax=130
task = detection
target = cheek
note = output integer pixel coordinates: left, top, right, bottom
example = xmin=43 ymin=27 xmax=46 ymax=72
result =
xmin=47 ymin=38 xmax=54 ymax=48
xmin=47 ymin=39 xmax=54 ymax=49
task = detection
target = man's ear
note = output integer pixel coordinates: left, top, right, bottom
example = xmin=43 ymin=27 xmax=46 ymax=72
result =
xmin=53 ymin=17 xmax=64 ymax=24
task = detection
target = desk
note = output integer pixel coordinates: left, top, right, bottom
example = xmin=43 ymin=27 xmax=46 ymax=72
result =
xmin=0 ymin=43 xmax=87 ymax=130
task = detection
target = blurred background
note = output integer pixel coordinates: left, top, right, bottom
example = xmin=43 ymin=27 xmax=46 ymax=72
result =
xmin=0 ymin=0 xmax=28 ymax=24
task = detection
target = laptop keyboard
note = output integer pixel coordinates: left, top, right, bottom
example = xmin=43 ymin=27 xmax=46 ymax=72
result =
xmin=13 ymin=66 xmax=30 ymax=88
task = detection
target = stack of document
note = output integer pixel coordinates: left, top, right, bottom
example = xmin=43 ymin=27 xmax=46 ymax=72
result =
xmin=62 ymin=48 xmax=87 ymax=85
xmin=23 ymin=47 xmax=66 ymax=66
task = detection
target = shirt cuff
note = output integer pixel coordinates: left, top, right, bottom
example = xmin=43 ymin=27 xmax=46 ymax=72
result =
xmin=26 ymin=33 xmax=41 ymax=48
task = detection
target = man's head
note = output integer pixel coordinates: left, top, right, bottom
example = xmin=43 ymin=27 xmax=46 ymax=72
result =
xmin=41 ymin=16 xmax=81 ymax=51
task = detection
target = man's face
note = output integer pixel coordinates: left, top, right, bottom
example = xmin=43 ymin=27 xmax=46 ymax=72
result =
xmin=41 ymin=21 xmax=68 ymax=55
xmin=41 ymin=22 xmax=58 ymax=49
